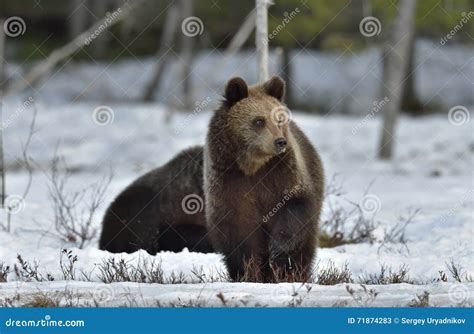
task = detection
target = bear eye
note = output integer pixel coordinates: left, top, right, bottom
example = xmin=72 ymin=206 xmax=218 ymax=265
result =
xmin=253 ymin=117 xmax=266 ymax=128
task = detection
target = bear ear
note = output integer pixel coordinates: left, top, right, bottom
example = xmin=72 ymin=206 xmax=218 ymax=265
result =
xmin=263 ymin=75 xmax=285 ymax=101
xmin=225 ymin=77 xmax=248 ymax=105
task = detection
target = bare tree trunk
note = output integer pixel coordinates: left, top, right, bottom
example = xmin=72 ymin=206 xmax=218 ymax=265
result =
xmin=362 ymin=0 xmax=372 ymax=17
xmin=280 ymin=46 xmax=294 ymax=107
xmin=378 ymin=0 xmax=417 ymax=159
xmin=91 ymin=0 xmax=108 ymax=58
xmin=178 ymin=0 xmax=195 ymax=110
xmin=69 ymin=0 xmax=89 ymax=40
xmin=0 ymin=18 xmax=4 ymax=95
xmin=142 ymin=2 xmax=180 ymax=101
xmin=400 ymin=33 xmax=422 ymax=114
xmin=5 ymin=0 xmax=147 ymax=98
xmin=0 ymin=18 xmax=5 ymax=207
xmin=256 ymin=0 xmax=269 ymax=83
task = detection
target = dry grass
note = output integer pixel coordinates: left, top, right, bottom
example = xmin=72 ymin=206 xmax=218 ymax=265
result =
xmin=359 ymin=264 xmax=414 ymax=285
xmin=22 ymin=293 xmax=60 ymax=307
xmin=13 ymin=254 xmax=54 ymax=282
xmin=316 ymin=261 xmax=353 ymax=285
xmin=6 ymin=251 xmax=472 ymax=286
xmin=408 ymin=291 xmax=430 ymax=307
xmin=97 ymin=257 xmax=165 ymax=284
xmin=0 ymin=262 xmax=11 ymax=283
xmin=345 ymin=284 xmax=379 ymax=306
xmin=446 ymin=258 xmax=473 ymax=283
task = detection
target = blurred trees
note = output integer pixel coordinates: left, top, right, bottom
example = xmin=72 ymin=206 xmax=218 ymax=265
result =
xmin=1 ymin=0 xmax=471 ymax=111
xmin=1 ymin=0 xmax=471 ymax=61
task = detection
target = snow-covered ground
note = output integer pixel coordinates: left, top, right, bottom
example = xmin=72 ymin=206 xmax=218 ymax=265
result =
xmin=1 ymin=280 xmax=472 ymax=307
xmin=0 ymin=97 xmax=472 ymax=307
xmin=0 ymin=41 xmax=473 ymax=306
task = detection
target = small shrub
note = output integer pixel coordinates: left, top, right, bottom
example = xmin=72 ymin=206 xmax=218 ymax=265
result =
xmin=59 ymin=249 xmax=78 ymax=280
xmin=446 ymin=258 xmax=473 ymax=282
xmin=97 ymin=257 xmax=164 ymax=284
xmin=47 ymin=155 xmax=112 ymax=248
xmin=346 ymin=284 xmax=379 ymax=306
xmin=378 ymin=209 xmax=420 ymax=254
xmin=320 ymin=177 xmax=379 ymax=248
xmin=316 ymin=261 xmax=353 ymax=285
xmin=359 ymin=264 xmax=413 ymax=285
xmin=0 ymin=262 xmax=11 ymax=282
xmin=14 ymin=254 xmax=54 ymax=282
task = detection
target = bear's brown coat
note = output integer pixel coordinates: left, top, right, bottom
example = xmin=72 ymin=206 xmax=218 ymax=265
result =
xmin=203 ymin=76 xmax=324 ymax=282
xmin=99 ymin=146 xmax=213 ymax=254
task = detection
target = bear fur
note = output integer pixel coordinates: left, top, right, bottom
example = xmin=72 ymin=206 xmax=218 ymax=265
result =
xmin=99 ymin=146 xmax=213 ymax=254
xmin=203 ymin=76 xmax=324 ymax=282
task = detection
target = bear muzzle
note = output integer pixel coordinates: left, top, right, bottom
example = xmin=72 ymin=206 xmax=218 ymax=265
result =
xmin=275 ymin=137 xmax=287 ymax=154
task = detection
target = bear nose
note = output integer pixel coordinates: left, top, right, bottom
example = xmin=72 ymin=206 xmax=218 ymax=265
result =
xmin=275 ymin=138 xmax=287 ymax=150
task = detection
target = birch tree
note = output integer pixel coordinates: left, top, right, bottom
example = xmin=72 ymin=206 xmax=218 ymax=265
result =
xmin=255 ymin=0 xmax=270 ymax=83
xmin=378 ymin=0 xmax=417 ymax=159
xmin=0 ymin=18 xmax=5 ymax=207
xmin=69 ymin=0 xmax=89 ymax=40
xmin=178 ymin=0 xmax=195 ymax=110
xmin=142 ymin=2 xmax=180 ymax=101
xmin=400 ymin=32 xmax=422 ymax=114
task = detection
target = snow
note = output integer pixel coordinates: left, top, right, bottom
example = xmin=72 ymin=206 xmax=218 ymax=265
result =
xmin=1 ymin=103 xmax=472 ymax=306
xmin=0 ymin=49 xmax=473 ymax=307
xmin=0 ymin=281 xmax=472 ymax=307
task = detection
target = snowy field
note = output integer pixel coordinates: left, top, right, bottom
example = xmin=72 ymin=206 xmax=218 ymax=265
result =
xmin=0 ymin=97 xmax=472 ymax=307
xmin=0 ymin=42 xmax=473 ymax=307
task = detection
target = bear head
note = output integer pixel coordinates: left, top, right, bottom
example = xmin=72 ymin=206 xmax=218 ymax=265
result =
xmin=218 ymin=75 xmax=292 ymax=175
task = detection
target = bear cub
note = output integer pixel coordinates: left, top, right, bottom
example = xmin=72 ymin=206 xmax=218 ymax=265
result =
xmin=203 ymin=76 xmax=324 ymax=282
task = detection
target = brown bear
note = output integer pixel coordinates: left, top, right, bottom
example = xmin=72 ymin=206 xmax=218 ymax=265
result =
xmin=203 ymin=75 xmax=324 ymax=282
xmin=99 ymin=146 xmax=213 ymax=254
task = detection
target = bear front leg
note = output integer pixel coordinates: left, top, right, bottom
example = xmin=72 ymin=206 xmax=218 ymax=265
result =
xmin=267 ymin=199 xmax=317 ymax=282
xmin=221 ymin=232 xmax=268 ymax=282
